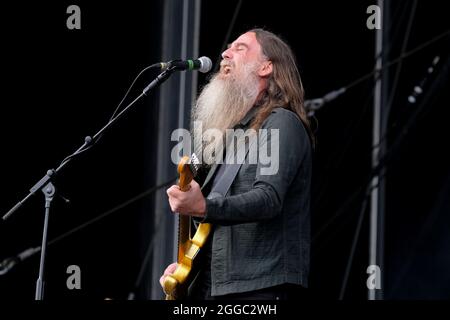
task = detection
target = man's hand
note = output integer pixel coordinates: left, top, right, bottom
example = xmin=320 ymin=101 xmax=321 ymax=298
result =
xmin=159 ymin=262 xmax=178 ymax=288
xmin=166 ymin=180 xmax=206 ymax=217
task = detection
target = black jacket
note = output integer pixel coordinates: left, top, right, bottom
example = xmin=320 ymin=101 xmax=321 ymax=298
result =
xmin=198 ymin=106 xmax=312 ymax=296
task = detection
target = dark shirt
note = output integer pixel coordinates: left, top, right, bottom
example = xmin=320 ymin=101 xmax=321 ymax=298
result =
xmin=193 ymin=106 xmax=312 ymax=297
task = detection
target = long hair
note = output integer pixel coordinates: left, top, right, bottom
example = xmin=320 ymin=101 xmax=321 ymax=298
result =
xmin=250 ymin=28 xmax=315 ymax=148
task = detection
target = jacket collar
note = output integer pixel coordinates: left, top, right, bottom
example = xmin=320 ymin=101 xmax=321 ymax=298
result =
xmin=237 ymin=105 xmax=259 ymax=127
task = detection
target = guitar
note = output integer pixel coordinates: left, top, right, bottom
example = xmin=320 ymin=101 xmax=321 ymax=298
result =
xmin=163 ymin=154 xmax=212 ymax=300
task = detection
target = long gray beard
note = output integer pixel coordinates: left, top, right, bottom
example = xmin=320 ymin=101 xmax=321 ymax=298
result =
xmin=191 ymin=66 xmax=260 ymax=165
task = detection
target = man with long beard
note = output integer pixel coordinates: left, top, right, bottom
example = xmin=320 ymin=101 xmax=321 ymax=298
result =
xmin=161 ymin=29 xmax=314 ymax=300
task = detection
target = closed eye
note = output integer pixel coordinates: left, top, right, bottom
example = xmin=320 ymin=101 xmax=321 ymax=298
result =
xmin=228 ymin=42 xmax=249 ymax=52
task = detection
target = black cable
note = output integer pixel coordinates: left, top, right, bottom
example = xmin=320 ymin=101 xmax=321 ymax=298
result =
xmin=382 ymin=0 xmax=418 ymax=132
xmin=0 ymin=177 xmax=177 ymax=275
xmin=312 ymin=54 xmax=449 ymax=250
xmin=56 ymin=64 xmax=160 ymax=168
xmin=312 ymin=30 xmax=449 ymax=238
xmin=48 ymin=177 xmax=176 ymax=246
xmin=342 ymin=29 xmax=449 ymax=93
xmin=338 ymin=184 xmax=371 ymax=300
xmin=311 ymin=4 xmax=418 ymax=209
xmin=127 ymin=193 xmax=169 ymax=300
xmin=337 ymin=57 xmax=448 ymax=297
xmin=313 ymin=2 xmax=419 ymax=259
xmin=372 ymin=53 xmax=448 ymax=158
xmin=308 ymin=29 xmax=448 ymax=117
xmin=308 ymin=29 xmax=449 ymax=168
xmin=312 ymin=168 xmax=386 ymax=250
xmin=312 ymin=81 xmax=374 ymax=213
xmin=108 ymin=64 xmax=160 ymax=122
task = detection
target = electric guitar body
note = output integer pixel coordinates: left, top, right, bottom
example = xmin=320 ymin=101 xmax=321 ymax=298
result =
xmin=163 ymin=154 xmax=212 ymax=300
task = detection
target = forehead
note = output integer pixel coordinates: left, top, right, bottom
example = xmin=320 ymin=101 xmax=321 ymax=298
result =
xmin=231 ymin=32 xmax=261 ymax=51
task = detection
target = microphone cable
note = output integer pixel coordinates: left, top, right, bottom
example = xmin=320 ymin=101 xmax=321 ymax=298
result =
xmin=58 ymin=63 xmax=161 ymax=167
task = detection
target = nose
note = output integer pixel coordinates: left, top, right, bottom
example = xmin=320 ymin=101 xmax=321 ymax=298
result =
xmin=221 ymin=47 xmax=232 ymax=60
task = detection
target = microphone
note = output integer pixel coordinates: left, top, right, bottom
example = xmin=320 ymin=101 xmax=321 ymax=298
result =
xmin=159 ymin=56 xmax=212 ymax=73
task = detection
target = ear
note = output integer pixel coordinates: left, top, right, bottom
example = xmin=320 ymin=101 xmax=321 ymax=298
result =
xmin=258 ymin=60 xmax=273 ymax=77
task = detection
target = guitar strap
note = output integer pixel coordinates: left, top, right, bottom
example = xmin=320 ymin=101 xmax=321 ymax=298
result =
xmin=206 ymin=133 xmax=255 ymax=200
xmin=207 ymin=163 xmax=241 ymax=200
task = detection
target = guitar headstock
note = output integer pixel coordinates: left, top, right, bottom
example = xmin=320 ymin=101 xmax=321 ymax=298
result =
xmin=177 ymin=153 xmax=200 ymax=191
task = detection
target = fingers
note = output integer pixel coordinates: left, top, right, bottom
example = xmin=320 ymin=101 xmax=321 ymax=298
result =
xmin=189 ymin=179 xmax=200 ymax=190
xmin=167 ymin=262 xmax=178 ymax=274
xmin=160 ymin=263 xmax=178 ymax=288
xmin=168 ymin=195 xmax=182 ymax=213
xmin=167 ymin=185 xmax=189 ymax=213
xmin=168 ymin=200 xmax=178 ymax=213
xmin=167 ymin=181 xmax=199 ymax=199
xmin=167 ymin=186 xmax=180 ymax=212
xmin=167 ymin=180 xmax=204 ymax=214
xmin=166 ymin=185 xmax=180 ymax=198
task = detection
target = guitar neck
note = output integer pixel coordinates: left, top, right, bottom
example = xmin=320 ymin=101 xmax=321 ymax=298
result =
xmin=176 ymin=154 xmax=199 ymax=263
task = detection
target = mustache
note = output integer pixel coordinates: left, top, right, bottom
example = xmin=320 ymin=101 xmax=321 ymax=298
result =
xmin=220 ymin=60 xmax=233 ymax=67
xmin=220 ymin=60 xmax=234 ymax=70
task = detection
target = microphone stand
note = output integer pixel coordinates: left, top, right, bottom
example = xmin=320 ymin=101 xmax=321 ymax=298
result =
xmin=2 ymin=66 xmax=177 ymax=300
xmin=304 ymin=87 xmax=347 ymax=117
xmin=35 ymin=182 xmax=55 ymax=300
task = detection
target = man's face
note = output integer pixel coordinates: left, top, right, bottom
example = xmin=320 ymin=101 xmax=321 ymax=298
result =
xmin=220 ymin=32 xmax=265 ymax=79
xmin=192 ymin=32 xmax=266 ymax=164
